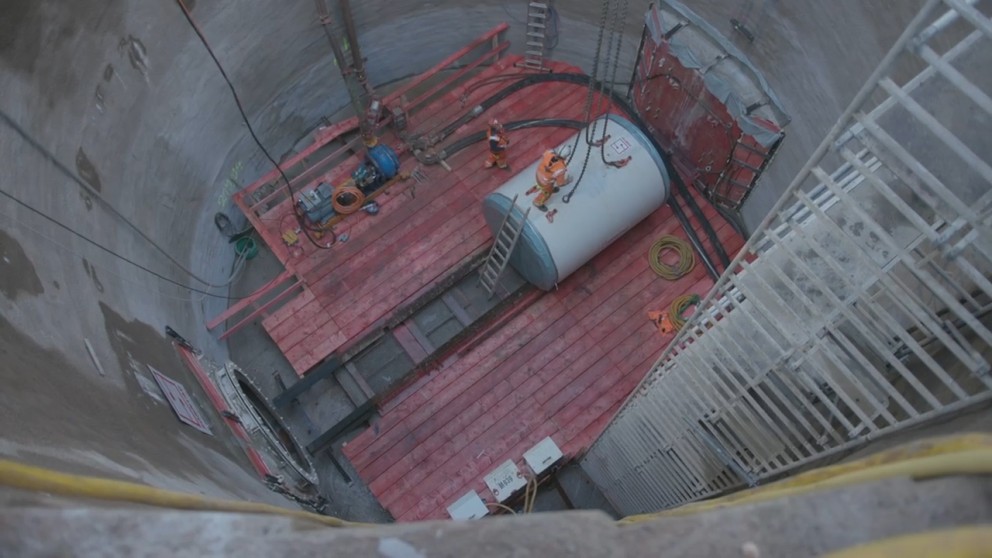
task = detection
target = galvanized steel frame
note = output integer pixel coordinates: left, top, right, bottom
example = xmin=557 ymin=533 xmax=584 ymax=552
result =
xmin=583 ymin=0 xmax=992 ymax=515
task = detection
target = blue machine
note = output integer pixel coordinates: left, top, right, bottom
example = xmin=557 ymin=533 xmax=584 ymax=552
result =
xmin=298 ymin=144 xmax=400 ymax=225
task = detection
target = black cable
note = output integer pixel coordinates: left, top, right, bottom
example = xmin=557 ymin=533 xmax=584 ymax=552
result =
xmin=441 ymin=119 xmax=586 ymax=157
xmin=427 ymin=71 xmax=731 ymax=277
xmin=0 ymin=187 xmax=244 ymax=300
xmin=0 ymin=109 xmax=226 ymax=286
xmin=667 ymin=196 xmax=720 ymax=281
xmin=174 ymin=0 xmax=331 ymax=250
xmin=673 ymin=177 xmax=732 ymax=270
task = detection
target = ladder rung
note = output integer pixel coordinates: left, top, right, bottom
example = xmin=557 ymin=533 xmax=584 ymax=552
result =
xmin=734 ymin=142 xmax=767 ymax=155
xmin=526 ymin=41 xmax=544 ymax=48
xmin=529 ymin=1 xmax=548 ymax=8
xmin=732 ymin=159 xmax=762 ymax=173
xmin=528 ymin=22 xmax=546 ymax=29
xmin=529 ymin=13 xmax=547 ymax=19
xmin=498 ymin=226 xmax=519 ymax=240
xmin=525 ymin=50 xmax=544 ymax=57
xmin=527 ymin=31 xmax=545 ymax=38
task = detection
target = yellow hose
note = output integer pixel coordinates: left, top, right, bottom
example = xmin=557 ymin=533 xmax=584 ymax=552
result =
xmin=485 ymin=501 xmax=518 ymax=515
xmin=620 ymin=433 xmax=992 ymax=524
xmin=823 ymin=526 xmax=992 ymax=558
xmin=0 ymin=458 xmax=366 ymax=528
xmin=668 ymin=293 xmax=700 ymax=331
xmin=3 ymin=434 xmax=990 ymax=530
xmin=649 ymin=235 xmax=695 ymax=280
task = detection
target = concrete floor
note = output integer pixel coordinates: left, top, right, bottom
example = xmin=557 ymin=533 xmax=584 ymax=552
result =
xmin=0 ymin=0 xmax=948 ymax=520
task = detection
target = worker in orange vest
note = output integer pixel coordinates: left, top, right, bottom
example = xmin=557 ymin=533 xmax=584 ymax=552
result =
xmin=484 ymin=118 xmax=510 ymax=170
xmin=532 ymin=150 xmax=571 ymax=211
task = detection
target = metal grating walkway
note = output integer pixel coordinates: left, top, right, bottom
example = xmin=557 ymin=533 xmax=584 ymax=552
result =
xmin=582 ymin=0 xmax=992 ymax=515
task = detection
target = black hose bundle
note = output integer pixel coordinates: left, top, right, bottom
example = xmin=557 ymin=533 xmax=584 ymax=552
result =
xmin=427 ymin=72 xmax=732 ymax=280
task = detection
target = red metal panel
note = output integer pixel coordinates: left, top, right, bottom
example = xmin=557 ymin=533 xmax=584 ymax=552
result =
xmin=632 ymin=30 xmax=782 ymax=209
xmin=175 ymin=346 xmax=273 ymax=478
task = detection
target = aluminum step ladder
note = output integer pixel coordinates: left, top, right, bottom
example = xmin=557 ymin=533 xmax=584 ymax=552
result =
xmin=522 ymin=2 xmax=549 ymax=71
xmin=479 ymin=194 xmax=530 ymax=298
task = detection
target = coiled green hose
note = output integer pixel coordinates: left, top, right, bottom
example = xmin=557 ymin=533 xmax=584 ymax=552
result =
xmin=649 ymin=235 xmax=695 ymax=280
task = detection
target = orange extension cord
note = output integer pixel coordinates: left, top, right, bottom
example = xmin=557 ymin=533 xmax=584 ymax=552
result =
xmin=332 ymin=184 xmax=366 ymax=215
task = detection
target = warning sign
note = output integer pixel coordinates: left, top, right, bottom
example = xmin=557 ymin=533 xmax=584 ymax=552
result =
xmin=610 ymin=136 xmax=632 ymax=155
xmin=149 ymin=366 xmax=213 ymax=435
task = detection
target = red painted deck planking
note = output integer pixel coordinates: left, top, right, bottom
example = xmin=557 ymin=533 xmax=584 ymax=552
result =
xmin=244 ymin=55 xmax=615 ymax=376
xmin=342 ymin=185 xmax=743 ymax=520
xmin=229 ymin=41 xmax=746 ymax=519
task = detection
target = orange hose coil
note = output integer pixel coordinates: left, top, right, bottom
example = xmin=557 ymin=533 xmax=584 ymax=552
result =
xmin=332 ymin=184 xmax=366 ymax=215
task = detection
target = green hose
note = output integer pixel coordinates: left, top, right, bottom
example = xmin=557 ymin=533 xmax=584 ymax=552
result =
xmin=649 ymin=235 xmax=695 ymax=280
xmin=669 ymin=293 xmax=701 ymax=331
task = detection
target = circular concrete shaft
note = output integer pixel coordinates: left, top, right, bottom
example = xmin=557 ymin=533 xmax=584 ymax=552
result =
xmin=0 ymin=0 xmax=925 ymax=514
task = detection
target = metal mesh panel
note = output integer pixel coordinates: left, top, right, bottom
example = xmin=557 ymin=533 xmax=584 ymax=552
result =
xmin=582 ymin=0 xmax=992 ymax=516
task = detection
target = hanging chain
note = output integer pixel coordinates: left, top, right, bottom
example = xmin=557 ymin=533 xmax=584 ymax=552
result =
xmin=563 ymin=0 xmax=620 ymax=203
xmin=567 ymin=0 xmax=612 ymax=166
xmin=598 ymin=0 xmax=630 ymax=166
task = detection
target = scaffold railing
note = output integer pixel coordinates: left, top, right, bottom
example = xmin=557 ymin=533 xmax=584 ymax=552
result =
xmin=582 ymin=0 xmax=992 ymax=515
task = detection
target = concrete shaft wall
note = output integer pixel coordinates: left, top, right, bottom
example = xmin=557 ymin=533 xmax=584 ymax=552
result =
xmin=0 ymin=0 xmax=922 ymax=499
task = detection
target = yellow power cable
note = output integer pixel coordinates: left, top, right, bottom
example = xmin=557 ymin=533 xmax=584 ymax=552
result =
xmin=485 ymin=501 xmax=518 ymax=515
xmin=0 ymin=458 xmax=366 ymax=528
xmin=3 ymin=434 xmax=990 ymax=529
xmin=668 ymin=293 xmax=700 ymax=331
xmin=649 ymin=235 xmax=695 ymax=280
xmin=620 ymin=433 xmax=992 ymax=524
xmin=525 ymin=477 xmax=538 ymax=514
xmin=823 ymin=526 xmax=992 ymax=558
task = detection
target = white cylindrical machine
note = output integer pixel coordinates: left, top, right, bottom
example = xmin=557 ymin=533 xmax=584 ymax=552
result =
xmin=482 ymin=114 xmax=670 ymax=290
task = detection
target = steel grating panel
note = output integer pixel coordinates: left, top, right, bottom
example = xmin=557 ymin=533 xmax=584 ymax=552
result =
xmin=583 ymin=0 xmax=992 ymax=516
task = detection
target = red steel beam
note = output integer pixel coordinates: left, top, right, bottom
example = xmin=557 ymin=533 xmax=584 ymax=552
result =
xmin=405 ymin=41 xmax=510 ymax=114
xmin=217 ymin=278 xmax=304 ymax=341
xmin=175 ymin=345 xmax=273 ymax=478
xmin=384 ymin=23 xmax=509 ymax=109
xmin=206 ymin=269 xmax=296 ymax=331
xmin=237 ymin=117 xmax=359 ymax=202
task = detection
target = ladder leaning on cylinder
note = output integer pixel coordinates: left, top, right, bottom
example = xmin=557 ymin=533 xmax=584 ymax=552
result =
xmin=479 ymin=194 xmax=530 ymax=298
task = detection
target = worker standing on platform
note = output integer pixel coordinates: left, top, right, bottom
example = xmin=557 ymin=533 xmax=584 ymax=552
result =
xmin=484 ymin=118 xmax=510 ymax=170
xmin=532 ymin=150 xmax=571 ymax=212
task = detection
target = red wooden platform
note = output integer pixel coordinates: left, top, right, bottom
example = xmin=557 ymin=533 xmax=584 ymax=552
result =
xmin=228 ymin=48 xmax=625 ymax=376
xmin=341 ymin=187 xmax=743 ymax=521
xmin=216 ymin=27 xmax=746 ymax=521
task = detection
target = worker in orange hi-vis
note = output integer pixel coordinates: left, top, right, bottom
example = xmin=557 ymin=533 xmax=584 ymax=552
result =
xmin=483 ymin=118 xmax=510 ymax=170
xmin=532 ymin=150 xmax=571 ymax=212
